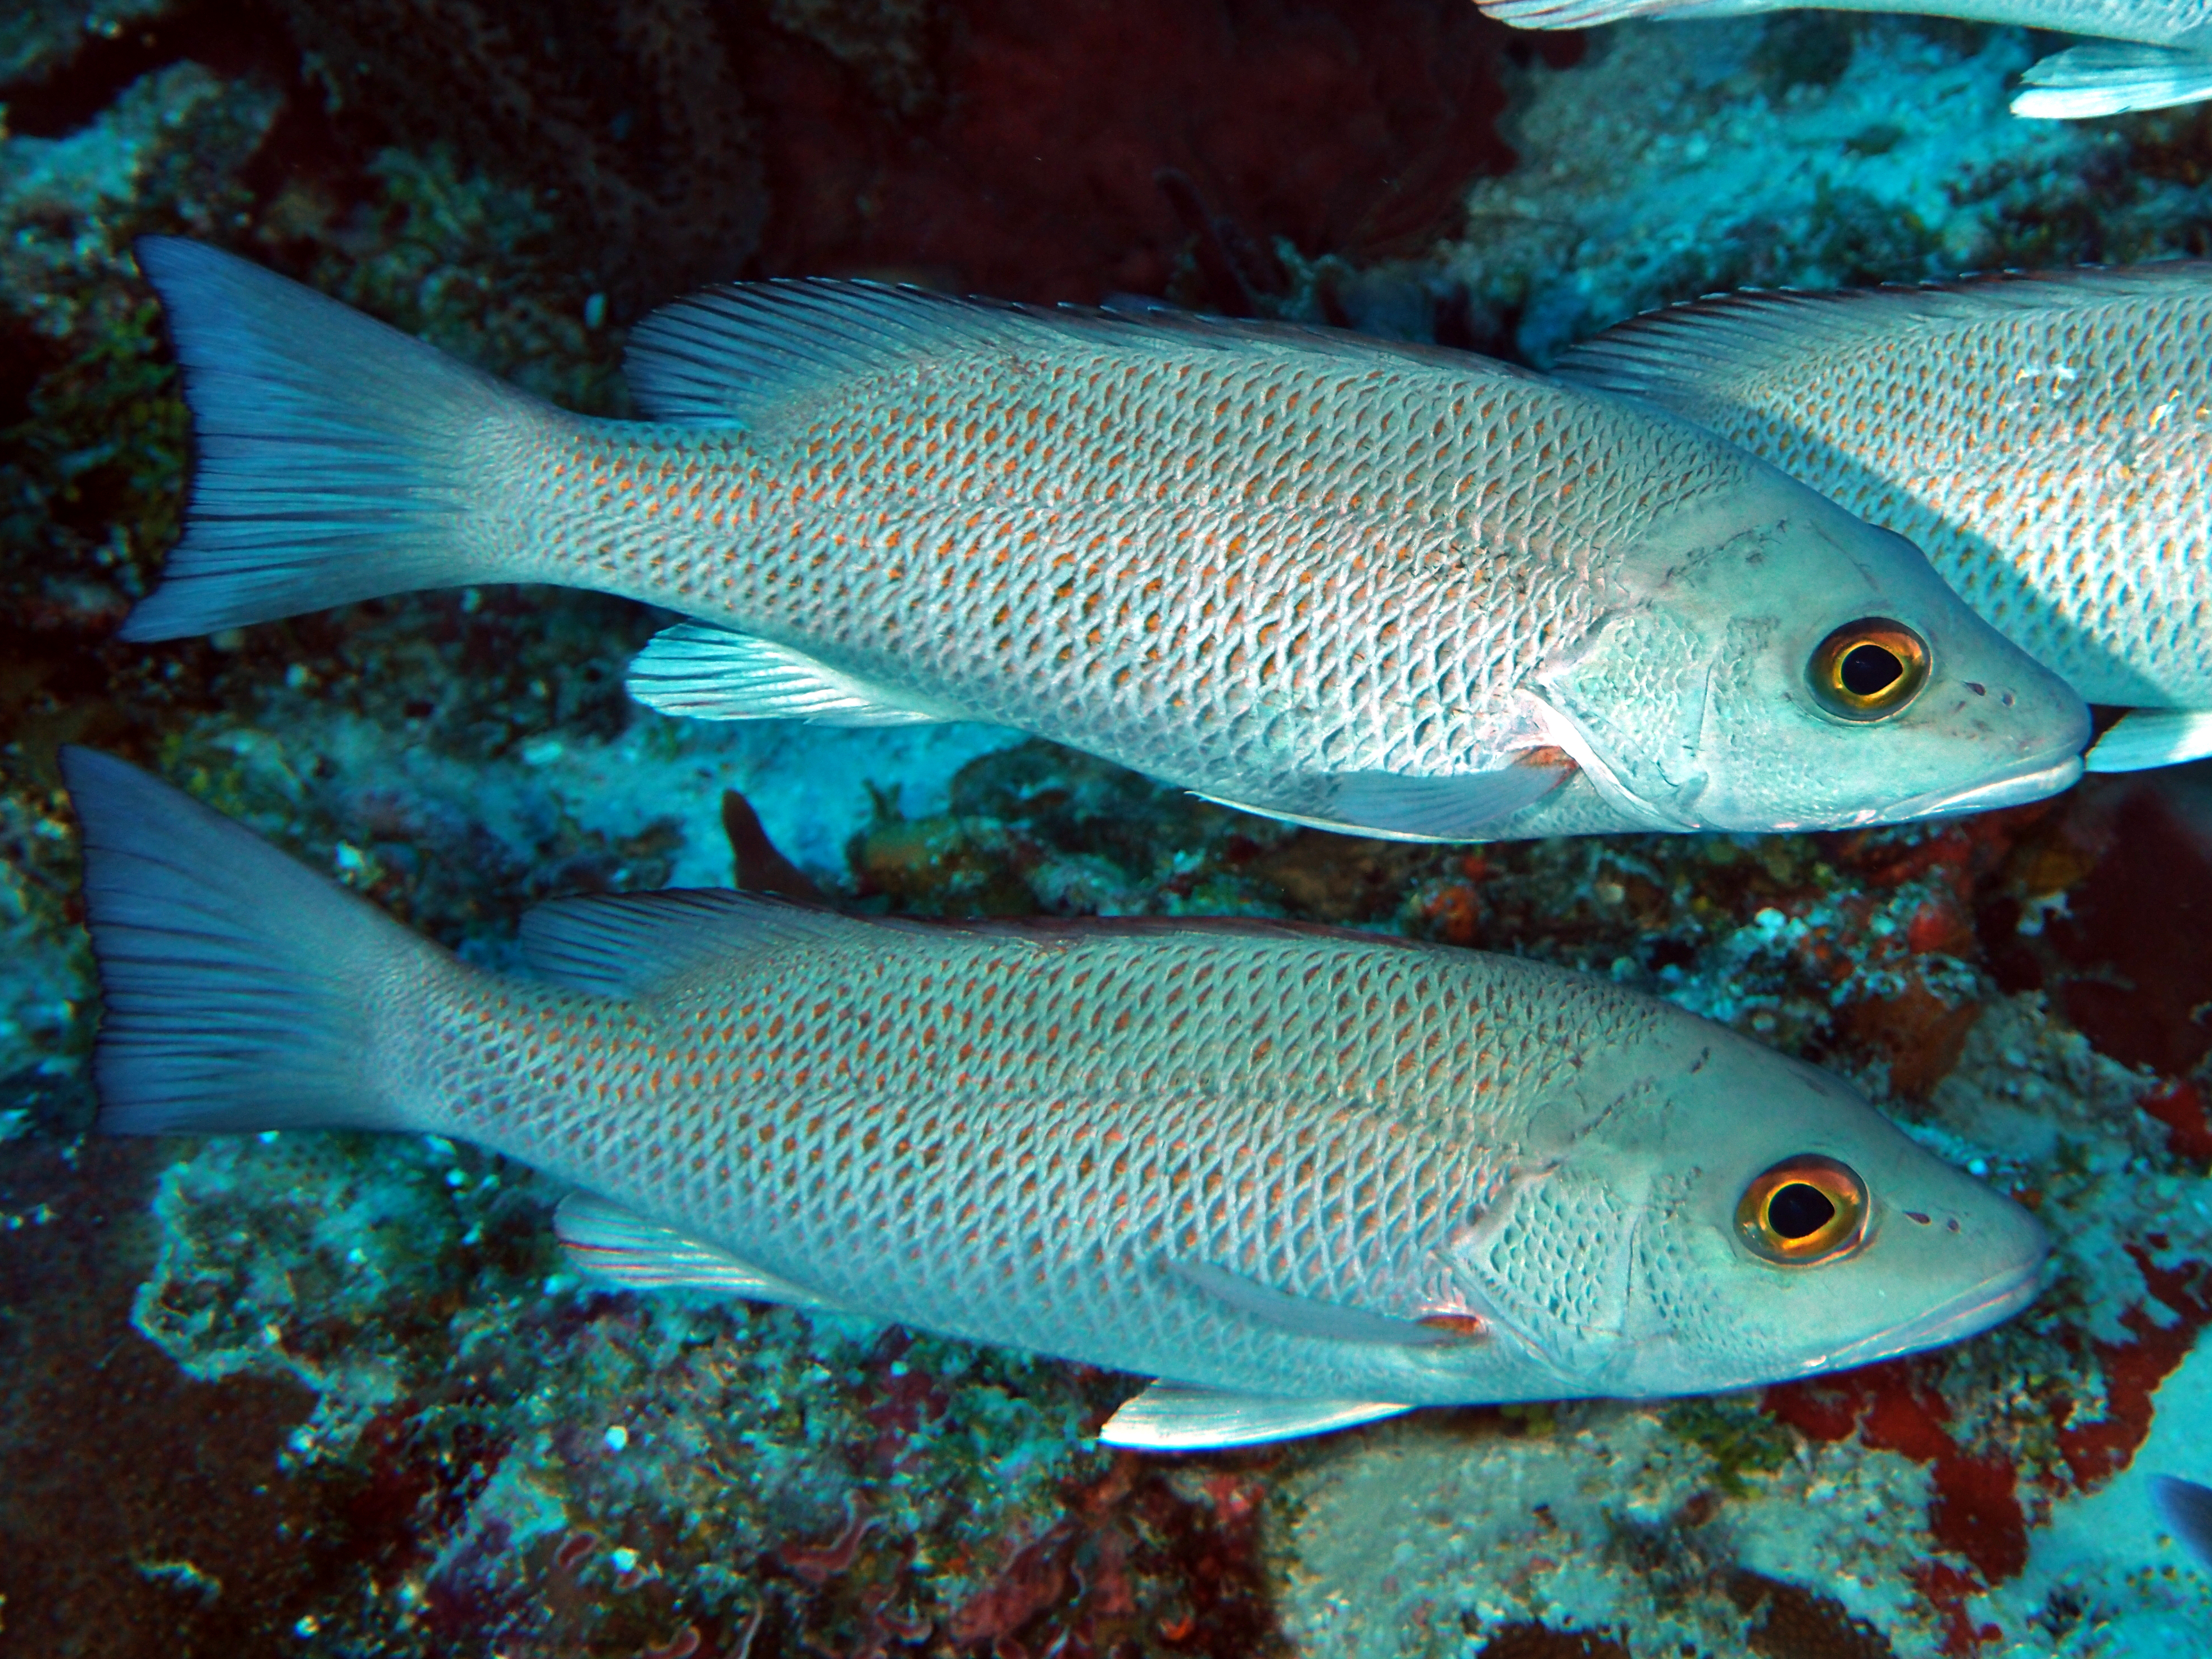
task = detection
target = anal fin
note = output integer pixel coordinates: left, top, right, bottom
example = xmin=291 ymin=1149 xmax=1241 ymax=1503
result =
xmin=2014 ymin=44 xmax=2212 ymax=120
xmin=2084 ymin=708 xmax=2212 ymax=774
xmin=1100 ymin=1381 xmax=1412 ymax=1450
xmin=555 ymin=1193 xmax=845 ymax=1308
xmin=626 ymin=621 xmax=959 ymax=726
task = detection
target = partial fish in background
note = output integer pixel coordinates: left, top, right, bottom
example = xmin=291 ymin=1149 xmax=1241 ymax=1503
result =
xmin=1557 ymin=265 xmax=2212 ymax=773
xmin=2151 ymin=1475 xmax=2212 ymax=1570
xmin=1472 ymin=1 xmax=2212 ymax=120
xmin=125 ymin=238 xmax=2087 ymax=842
xmin=67 ymin=747 xmax=2050 ymax=1449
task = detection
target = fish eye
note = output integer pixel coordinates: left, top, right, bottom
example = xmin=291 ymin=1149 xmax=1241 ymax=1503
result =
xmin=1808 ymin=619 xmax=1929 ymax=721
xmin=1735 ymin=1154 xmax=1869 ymax=1266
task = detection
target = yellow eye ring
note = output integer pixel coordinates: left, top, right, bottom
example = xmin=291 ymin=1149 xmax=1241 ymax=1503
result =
xmin=1735 ymin=1154 xmax=1870 ymax=1266
xmin=1808 ymin=618 xmax=1930 ymax=721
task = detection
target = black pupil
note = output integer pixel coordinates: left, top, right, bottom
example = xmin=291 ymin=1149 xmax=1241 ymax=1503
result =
xmin=1840 ymin=642 xmax=1903 ymax=697
xmin=1767 ymin=1182 xmax=1837 ymax=1239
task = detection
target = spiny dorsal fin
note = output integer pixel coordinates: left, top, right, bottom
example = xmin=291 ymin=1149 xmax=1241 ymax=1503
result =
xmin=520 ymin=890 xmax=864 ymax=998
xmin=623 ymin=278 xmax=1543 ymax=428
xmin=1099 ymin=1381 xmax=1413 ymax=1450
xmin=1558 ymin=264 xmax=2212 ymax=409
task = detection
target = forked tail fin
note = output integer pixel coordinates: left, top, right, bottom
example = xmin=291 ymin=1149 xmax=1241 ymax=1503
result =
xmin=124 ymin=238 xmax=554 ymax=641
xmin=65 ymin=747 xmax=442 ymax=1135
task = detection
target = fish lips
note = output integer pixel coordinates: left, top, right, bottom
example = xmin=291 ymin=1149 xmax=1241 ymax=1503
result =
xmin=1862 ymin=751 xmax=2086 ymax=826
xmin=1798 ymin=1251 xmax=2048 ymax=1376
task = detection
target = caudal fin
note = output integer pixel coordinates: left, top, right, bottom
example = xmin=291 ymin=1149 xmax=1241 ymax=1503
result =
xmin=65 ymin=747 xmax=441 ymax=1135
xmin=124 ymin=238 xmax=549 ymax=642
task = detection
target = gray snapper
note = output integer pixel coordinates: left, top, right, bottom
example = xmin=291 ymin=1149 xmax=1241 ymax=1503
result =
xmin=1557 ymin=265 xmax=2212 ymax=773
xmin=66 ymin=747 xmax=2051 ymax=1449
xmin=123 ymin=238 xmax=2086 ymax=842
xmin=1472 ymin=0 xmax=2212 ymax=121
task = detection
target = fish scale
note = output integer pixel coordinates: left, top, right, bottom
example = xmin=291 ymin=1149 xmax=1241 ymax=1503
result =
xmin=408 ymin=920 xmax=1569 ymax=1402
xmin=512 ymin=346 xmax=1735 ymax=799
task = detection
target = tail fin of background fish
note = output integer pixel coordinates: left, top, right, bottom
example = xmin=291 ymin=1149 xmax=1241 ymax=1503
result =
xmin=123 ymin=237 xmax=547 ymax=642
xmin=2151 ymin=1475 xmax=2212 ymax=1572
xmin=64 ymin=746 xmax=438 ymax=1136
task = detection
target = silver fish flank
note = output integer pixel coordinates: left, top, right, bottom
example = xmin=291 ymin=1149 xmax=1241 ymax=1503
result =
xmin=124 ymin=239 xmax=2087 ymax=841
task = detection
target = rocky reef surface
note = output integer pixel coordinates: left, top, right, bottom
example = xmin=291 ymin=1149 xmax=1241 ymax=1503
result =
xmin=4 ymin=4 xmax=2212 ymax=1657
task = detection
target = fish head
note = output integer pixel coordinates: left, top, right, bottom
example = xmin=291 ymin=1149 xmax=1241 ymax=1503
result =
xmin=1530 ymin=463 xmax=2089 ymax=832
xmin=1436 ymin=1021 xmax=2047 ymax=1398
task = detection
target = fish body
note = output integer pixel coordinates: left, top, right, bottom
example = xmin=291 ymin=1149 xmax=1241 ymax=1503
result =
xmin=126 ymin=239 xmax=2087 ymax=841
xmin=1473 ymin=0 xmax=2212 ymax=120
xmin=68 ymin=747 xmax=2050 ymax=1447
xmin=1558 ymin=266 xmax=2212 ymax=772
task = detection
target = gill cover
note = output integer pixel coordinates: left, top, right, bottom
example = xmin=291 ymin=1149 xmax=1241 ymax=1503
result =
xmin=1532 ymin=459 xmax=2088 ymax=831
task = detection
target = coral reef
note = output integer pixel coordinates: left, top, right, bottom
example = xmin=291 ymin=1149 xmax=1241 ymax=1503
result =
xmin=7 ymin=3 xmax=2212 ymax=1656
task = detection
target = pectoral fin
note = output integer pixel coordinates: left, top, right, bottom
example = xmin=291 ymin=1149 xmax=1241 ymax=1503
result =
xmin=626 ymin=622 xmax=960 ymax=726
xmin=1473 ymin=0 xmax=1765 ymax=29
xmin=1198 ymin=755 xmax=1571 ymax=843
xmin=2084 ymin=708 xmax=2212 ymax=773
xmin=2014 ymin=44 xmax=2212 ymax=121
xmin=555 ymin=1194 xmax=846 ymax=1309
xmin=1100 ymin=1382 xmax=1413 ymax=1449
xmin=1163 ymin=1258 xmax=1465 ymax=1347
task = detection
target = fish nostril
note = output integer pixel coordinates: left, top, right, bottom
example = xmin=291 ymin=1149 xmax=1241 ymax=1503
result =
xmin=1964 ymin=683 xmax=1986 ymax=697
xmin=1906 ymin=1211 xmax=1932 ymax=1224
xmin=2000 ymin=691 xmax=2015 ymax=708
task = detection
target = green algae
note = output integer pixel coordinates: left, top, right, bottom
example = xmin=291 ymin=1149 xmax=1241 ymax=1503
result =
xmin=1662 ymin=1398 xmax=1798 ymax=1500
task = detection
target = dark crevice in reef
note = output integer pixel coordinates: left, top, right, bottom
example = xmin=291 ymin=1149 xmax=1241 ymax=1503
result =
xmin=0 ymin=1080 xmax=320 ymax=1659
xmin=1471 ymin=1621 xmax=1634 ymax=1659
xmin=0 ymin=3 xmax=294 ymax=138
xmin=1728 ymin=1570 xmax=1898 ymax=1659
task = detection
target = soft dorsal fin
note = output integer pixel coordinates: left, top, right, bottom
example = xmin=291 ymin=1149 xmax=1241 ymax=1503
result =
xmin=520 ymin=889 xmax=863 ymax=997
xmin=1162 ymin=1258 xmax=1463 ymax=1347
xmin=625 ymin=621 xmax=964 ymax=726
xmin=555 ymin=1193 xmax=846 ymax=1308
xmin=624 ymin=280 xmax=1026 ymax=425
xmin=1099 ymin=1381 xmax=1412 ymax=1450
xmin=1557 ymin=264 xmax=2212 ymax=409
xmin=623 ymin=277 xmax=1545 ymax=428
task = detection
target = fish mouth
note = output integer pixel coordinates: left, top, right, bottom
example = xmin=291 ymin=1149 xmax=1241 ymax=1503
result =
xmin=1809 ymin=1257 xmax=2045 ymax=1374
xmin=1876 ymin=753 xmax=2084 ymax=824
